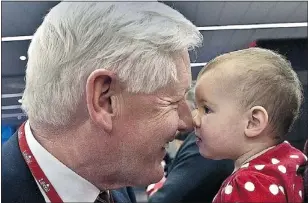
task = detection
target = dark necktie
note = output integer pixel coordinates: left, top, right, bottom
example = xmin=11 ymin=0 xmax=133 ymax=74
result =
xmin=94 ymin=190 xmax=113 ymax=203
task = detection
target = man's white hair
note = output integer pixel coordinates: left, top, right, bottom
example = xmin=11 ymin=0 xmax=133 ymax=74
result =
xmin=22 ymin=2 xmax=202 ymax=126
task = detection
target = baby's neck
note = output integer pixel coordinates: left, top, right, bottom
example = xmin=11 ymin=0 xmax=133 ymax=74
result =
xmin=234 ymin=140 xmax=279 ymax=172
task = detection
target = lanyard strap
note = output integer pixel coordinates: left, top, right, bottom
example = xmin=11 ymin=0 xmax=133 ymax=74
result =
xmin=18 ymin=122 xmax=63 ymax=203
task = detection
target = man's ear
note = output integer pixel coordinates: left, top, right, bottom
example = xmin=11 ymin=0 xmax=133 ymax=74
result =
xmin=86 ymin=69 xmax=116 ymax=133
xmin=244 ymin=106 xmax=269 ymax=138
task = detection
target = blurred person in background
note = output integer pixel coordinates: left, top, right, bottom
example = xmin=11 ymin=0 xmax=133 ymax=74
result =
xmin=147 ymin=82 xmax=233 ymax=203
xmin=2 ymin=2 xmax=202 ymax=203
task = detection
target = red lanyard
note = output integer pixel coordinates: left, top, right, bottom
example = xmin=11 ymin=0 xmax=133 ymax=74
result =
xmin=18 ymin=122 xmax=63 ymax=203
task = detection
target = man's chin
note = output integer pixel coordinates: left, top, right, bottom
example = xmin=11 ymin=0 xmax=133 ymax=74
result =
xmin=152 ymin=170 xmax=165 ymax=183
xmin=142 ymin=165 xmax=165 ymax=186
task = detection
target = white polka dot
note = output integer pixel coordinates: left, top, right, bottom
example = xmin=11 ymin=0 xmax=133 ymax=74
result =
xmin=224 ymin=185 xmax=233 ymax=195
xmin=290 ymin=155 xmax=299 ymax=159
xmin=255 ymin=165 xmax=265 ymax=170
xmin=304 ymin=155 xmax=308 ymax=161
xmin=271 ymin=158 xmax=280 ymax=164
xmin=241 ymin=162 xmax=249 ymax=168
xmin=278 ymin=165 xmax=287 ymax=173
xmin=244 ymin=182 xmax=255 ymax=192
xmin=279 ymin=186 xmax=284 ymax=194
xmin=296 ymin=165 xmax=299 ymax=171
xmin=284 ymin=140 xmax=289 ymax=144
xmin=269 ymin=184 xmax=279 ymax=195
xmin=299 ymin=190 xmax=302 ymax=198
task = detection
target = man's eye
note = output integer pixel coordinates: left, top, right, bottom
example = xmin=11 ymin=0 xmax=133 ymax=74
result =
xmin=204 ymin=106 xmax=212 ymax=114
xmin=171 ymin=101 xmax=179 ymax=107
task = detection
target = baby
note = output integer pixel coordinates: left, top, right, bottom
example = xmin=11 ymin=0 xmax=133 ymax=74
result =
xmin=193 ymin=47 xmax=306 ymax=202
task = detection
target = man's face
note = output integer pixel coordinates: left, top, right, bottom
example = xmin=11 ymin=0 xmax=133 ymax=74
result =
xmin=112 ymin=51 xmax=193 ymax=185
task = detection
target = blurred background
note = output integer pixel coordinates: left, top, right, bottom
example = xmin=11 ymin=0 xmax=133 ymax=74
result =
xmin=1 ymin=1 xmax=307 ymax=201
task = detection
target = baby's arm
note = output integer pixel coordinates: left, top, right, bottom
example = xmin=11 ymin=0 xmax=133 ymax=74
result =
xmin=218 ymin=171 xmax=287 ymax=203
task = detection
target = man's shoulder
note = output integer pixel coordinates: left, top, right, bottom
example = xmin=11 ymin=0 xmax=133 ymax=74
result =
xmin=2 ymin=132 xmax=45 ymax=203
xmin=2 ymin=131 xmax=22 ymax=179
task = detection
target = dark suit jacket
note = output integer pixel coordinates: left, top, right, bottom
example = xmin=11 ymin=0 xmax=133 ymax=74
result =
xmin=2 ymin=132 xmax=136 ymax=203
xmin=148 ymin=132 xmax=234 ymax=203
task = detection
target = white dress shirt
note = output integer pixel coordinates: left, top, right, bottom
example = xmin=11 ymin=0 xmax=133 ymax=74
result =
xmin=25 ymin=121 xmax=100 ymax=202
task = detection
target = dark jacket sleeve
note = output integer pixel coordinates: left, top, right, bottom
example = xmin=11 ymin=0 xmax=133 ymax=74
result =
xmin=112 ymin=187 xmax=137 ymax=203
xmin=126 ymin=187 xmax=137 ymax=203
xmin=2 ymin=132 xmax=46 ymax=203
xmin=148 ymin=133 xmax=233 ymax=203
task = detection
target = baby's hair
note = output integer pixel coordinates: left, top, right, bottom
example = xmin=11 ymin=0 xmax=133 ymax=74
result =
xmin=197 ymin=47 xmax=303 ymax=139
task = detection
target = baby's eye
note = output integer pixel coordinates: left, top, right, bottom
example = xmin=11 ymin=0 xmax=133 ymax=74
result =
xmin=204 ymin=106 xmax=212 ymax=114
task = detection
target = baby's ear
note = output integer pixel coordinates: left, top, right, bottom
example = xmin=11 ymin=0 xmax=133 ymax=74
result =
xmin=244 ymin=106 xmax=269 ymax=138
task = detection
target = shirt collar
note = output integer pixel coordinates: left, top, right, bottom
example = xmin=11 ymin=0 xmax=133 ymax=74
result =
xmin=25 ymin=121 xmax=100 ymax=202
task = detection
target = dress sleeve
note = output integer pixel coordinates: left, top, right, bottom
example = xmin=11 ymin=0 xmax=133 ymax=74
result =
xmin=220 ymin=170 xmax=287 ymax=203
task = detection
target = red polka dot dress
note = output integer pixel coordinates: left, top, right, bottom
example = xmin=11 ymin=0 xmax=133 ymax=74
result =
xmin=212 ymin=141 xmax=306 ymax=203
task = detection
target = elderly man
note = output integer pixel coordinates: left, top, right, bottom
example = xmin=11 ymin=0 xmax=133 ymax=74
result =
xmin=2 ymin=2 xmax=202 ymax=203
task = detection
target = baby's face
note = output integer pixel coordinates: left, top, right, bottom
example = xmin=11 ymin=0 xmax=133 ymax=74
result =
xmin=193 ymin=71 xmax=247 ymax=160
